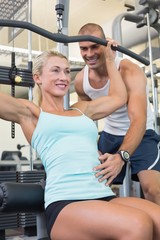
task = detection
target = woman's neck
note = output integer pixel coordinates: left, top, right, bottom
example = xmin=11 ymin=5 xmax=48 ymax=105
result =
xmin=41 ymin=96 xmax=65 ymax=113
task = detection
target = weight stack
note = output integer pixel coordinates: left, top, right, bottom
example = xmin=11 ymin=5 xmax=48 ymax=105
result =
xmin=0 ymin=171 xmax=18 ymax=239
xmin=17 ymin=171 xmax=45 ymax=231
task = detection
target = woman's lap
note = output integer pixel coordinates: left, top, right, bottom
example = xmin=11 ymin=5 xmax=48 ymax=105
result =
xmin=48 ymin=197 xmax=154 ymax=240
xmin=46 ymin=196 xmax=116 ymax=236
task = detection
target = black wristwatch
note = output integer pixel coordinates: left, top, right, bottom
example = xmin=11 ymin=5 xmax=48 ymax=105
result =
xmin=117 ymin=150 xmax=130 ymax=163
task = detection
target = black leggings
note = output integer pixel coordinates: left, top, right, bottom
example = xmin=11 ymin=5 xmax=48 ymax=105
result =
xmin=45 ymin=195 xmax=117 ymax=237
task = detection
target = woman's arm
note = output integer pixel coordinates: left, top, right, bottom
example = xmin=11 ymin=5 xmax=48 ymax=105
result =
xmin=0 ymin=92 xmax=40 ymax=143
xmin=0 ymin=92 xmax=29 ymax=123
xmin=73 ymin=41 xmax=127 ymax=120
xmin=0 ymin=92 xmax=38 ymax=126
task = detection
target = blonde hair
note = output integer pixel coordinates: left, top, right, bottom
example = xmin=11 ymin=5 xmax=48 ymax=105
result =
xmin=32 ymin=50 xmax=68 ymax=106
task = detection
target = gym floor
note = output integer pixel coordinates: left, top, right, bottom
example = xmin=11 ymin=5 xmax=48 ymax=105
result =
xmin=5 ymin=228 xmax=37 ymax=240
xmin=6 ymin=236 xmax=36 ymax=240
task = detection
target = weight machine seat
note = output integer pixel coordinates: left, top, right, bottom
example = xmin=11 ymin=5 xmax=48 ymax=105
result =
xmin=0 ymin=182 xmax=45 ymax=213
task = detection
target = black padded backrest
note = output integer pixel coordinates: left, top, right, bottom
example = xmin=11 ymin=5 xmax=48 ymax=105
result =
xmin=0 ymin=182 xmax=44 ymax=213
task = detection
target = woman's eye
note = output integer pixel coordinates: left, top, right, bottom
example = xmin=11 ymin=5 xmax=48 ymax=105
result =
xmin=66 ymin=70 xmax=71 ymax=74
xmin=53 ymin=69 xmax=59 ymax=72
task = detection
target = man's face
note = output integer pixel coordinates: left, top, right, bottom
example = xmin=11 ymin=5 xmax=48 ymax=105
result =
xmin=79 ymin=32 xmax=106 ymax=69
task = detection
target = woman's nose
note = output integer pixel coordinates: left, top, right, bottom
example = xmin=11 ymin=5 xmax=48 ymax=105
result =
xmin=59 ymin=71 xmax=67 ymax=79
xmin=59 ymin=71 xmax=70 ymax=81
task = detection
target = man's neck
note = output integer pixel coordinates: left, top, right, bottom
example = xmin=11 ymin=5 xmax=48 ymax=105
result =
xmin=88 ymin=66 xmax=109 ymax=89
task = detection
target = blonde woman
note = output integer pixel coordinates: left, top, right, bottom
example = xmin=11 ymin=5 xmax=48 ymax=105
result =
xmin=0 ymin=42 xmax=160 ymax=240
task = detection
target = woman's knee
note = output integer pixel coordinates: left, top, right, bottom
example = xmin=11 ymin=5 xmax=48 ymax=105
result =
xmin=114 ymin=206 xmax=153 ymax=240
xmin=128 ymin=212 xmax=153 ymax=240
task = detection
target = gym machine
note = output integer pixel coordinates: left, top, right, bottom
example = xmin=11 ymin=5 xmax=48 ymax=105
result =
xmin=0 ymin=1 xmax=151 ymax=239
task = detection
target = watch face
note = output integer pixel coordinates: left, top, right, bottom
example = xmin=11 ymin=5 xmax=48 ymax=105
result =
xmin=117 ymin=150 xmax=130 ymax=162
xmin=123 ymin=151 xmax=130 ymax=160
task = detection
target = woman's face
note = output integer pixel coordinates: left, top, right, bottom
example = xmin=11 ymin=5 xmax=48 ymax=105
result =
xmin=37 ymin=56 xmax=71 ymax=97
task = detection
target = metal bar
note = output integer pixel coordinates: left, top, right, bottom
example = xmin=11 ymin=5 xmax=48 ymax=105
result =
xmin=0 ymin=19 xmax=150 ymax=66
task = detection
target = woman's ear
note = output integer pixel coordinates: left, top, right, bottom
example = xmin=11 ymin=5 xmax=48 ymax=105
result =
xmin=33 ymin=74 xmax=42 ymax=85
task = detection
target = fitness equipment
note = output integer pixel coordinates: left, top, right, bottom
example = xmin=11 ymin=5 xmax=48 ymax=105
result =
xmin=113 ymin=0 xmax=160 ymax=133
xmin=112 ymin=0 xmax=160 ymax=198
xmin=126 ymin=0 xmax=160 ymax=134
xmin=0 ymin=1 xmax=152 ymax=238
xmin=0 ymin=2 xmax=38 ymax=238
xmin=0 ymin=10 xmax=150 ymax=136
xmin=0 ymin=0 xmax=35 ymax=170
xmin=55 ymin=0 xmax=70 ymax=109
xmin=0 ymin=174 xmax=48 ymax=240
xmin=1 ymin=52 xmax=34 ymax=139
xmin=0 ymin=0 xmax=34 ymax=139
xmin=0 ymin=19 xmax=150 ymax=66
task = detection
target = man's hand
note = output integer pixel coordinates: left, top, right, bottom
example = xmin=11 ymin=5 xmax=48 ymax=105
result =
xmin=93 ymin=153 xmax=124 ymax=186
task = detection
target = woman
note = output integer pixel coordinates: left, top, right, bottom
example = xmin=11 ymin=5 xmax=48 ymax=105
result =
xmin=0 ymin=41 xmax=160 ymax=240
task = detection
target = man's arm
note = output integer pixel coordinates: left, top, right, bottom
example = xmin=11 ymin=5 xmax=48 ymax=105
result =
xmin=94 ymin=59 xmax=147 ymax=185
xmin=74 ymin=69 xmax=91 ymax=101
xmin=118 ymin=59 xmax=147 ymax=153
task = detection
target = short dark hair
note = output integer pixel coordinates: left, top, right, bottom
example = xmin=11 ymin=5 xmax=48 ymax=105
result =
xmin=78 ymin=23 xmax=105 ymax=39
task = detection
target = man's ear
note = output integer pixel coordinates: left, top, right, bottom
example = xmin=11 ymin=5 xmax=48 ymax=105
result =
xmin=33 ymin=74 xmax=41 ymax=84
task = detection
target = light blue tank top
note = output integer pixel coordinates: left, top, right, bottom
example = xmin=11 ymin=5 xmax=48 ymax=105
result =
xmin=31 ymin=109 xmax=115 ymax=208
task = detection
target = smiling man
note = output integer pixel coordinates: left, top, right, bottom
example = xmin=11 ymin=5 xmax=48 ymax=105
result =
xmin=74 ymin=23 xmax=160 ymax=205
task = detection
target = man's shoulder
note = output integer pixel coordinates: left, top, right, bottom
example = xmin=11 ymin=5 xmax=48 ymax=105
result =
xmin=119 ymin=58 xmax=137 ymax=71
xmin=74 ymin=67 xmax=85 ymax=84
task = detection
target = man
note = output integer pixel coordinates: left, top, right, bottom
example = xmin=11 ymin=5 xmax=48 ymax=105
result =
xmin=74 ymin=23 xmax=160 ymax=205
